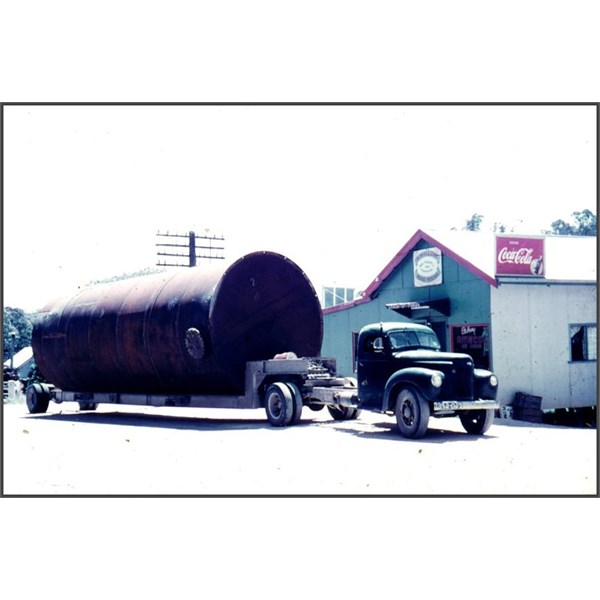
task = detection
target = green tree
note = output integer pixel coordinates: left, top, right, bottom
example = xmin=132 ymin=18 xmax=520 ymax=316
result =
xmin=463 ymin=213 xmax=484 ymax=231
xmin=3 ymin=307 xmax=34 ymax=362
xmin=25 ymin=363 xmax=48 ymax=386
xmin=547 ymin=209 xmax=596 ymax=236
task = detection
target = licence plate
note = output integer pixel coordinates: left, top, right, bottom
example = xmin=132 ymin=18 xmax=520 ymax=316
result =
xmin=433 ymin=399 xmax=499 ymax=412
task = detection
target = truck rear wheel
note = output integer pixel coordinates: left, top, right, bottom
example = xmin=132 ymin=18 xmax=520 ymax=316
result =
xmin=459 ymin=409 xmax=494 ymax=435
xmin=285 ymin=382 xmax=304 ymax=424
xmin=79 ymin=402 xmax=98 ymax=411
xmin=26 ymin=384 xmax=51 ymax=414
xmin=265 ymin=383 xmax=294 ymax=427
xmin=395 ymin=387 xmax=430 ymax=438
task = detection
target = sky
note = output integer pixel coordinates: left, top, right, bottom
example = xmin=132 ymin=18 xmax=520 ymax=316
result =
xmin=3 ymin=104 xmax=597 ymax=312
xmin=1 ymin=3 xmax=599 ymax=586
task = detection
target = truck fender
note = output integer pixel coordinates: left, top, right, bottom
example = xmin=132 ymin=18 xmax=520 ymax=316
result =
xmin=473 ymin=368 xmax=499 ymax=400
xmin=382 ymin=367 xmax=442 ymax=413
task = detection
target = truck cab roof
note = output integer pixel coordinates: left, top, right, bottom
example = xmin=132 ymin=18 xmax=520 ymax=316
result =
xmin=358 ymin=322 xmax=435 ymax=336
xmin=358 ymin=322 xmax=442 ymax=354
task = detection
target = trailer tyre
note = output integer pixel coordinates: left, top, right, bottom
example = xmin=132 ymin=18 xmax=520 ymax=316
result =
xmin=26 ymin=384 xmax=51 ymax=414
xmin=306 ymin=401 xmax=324 ymax=412
xmin=459 ymin=409 xmax=494 ymax=435
xmin=286 ymin=382 xmax=304 ymax=424
xmin=327 ymin=377 xmax=361 ymax=421
xmin=79 ymin=402 xmax=98 ymax=411
xmin=265 ymin=383 xmax=295 ymax=427
xmin=395 ymin=387 xmax=430 ymax=438
xmin=327 ymin=405 xmax=361 ymax=421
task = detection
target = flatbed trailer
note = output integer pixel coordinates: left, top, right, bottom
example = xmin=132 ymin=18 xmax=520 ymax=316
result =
xmin=26 ymin=356 xmax=361 ymax=427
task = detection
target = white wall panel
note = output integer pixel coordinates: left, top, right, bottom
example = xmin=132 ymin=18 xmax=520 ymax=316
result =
xmin=491 ymin=282 xmax=596 ymax=409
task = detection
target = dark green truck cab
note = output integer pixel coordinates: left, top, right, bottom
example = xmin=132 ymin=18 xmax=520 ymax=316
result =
xmin=355 ymin=322 xmax=499 ymax=438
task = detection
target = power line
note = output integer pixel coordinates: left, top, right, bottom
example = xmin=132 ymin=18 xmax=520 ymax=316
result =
xmin=156 ymin=230 xmax=225 ymax=267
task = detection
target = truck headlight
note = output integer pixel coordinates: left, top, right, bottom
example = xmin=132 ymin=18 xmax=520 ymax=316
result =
xmin=489 ymin=375 xmax=498 ymax=387
xmin=431 ymin=372 xmax=443 ymax=388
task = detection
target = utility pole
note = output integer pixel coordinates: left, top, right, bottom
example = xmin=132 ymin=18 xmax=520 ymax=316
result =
xmin=156 ymin=230 xmax=225 ymax=267
xmin=9 ymin=330 xmax=16 ymax=370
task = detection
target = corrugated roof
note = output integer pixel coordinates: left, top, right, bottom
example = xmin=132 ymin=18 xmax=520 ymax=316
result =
xmin=419 ymin=229 xmax=497 ymax=280
xmin=361 ymin=229 xmax=498 ymax=302
xmin=542 ymin=234 xmax=597 ymax=281
xmin=415 ymin=229 xmax=596 ymax=282
xmin=323 ymin=229 xmax=596 ymax=315
xmin=3 ymin=346 xmax=34 ymax=369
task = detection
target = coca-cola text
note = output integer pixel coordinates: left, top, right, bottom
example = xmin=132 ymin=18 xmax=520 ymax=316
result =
xmin=497 ymin=246 xmax=534 ymax=264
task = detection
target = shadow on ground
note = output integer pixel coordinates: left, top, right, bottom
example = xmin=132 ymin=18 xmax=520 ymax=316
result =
xmin=22 ymin=410 xmax=274 ymax=432
xmin=23 ymin=408 xmax=499 ymax=442
xmin=319 ymin=418 xmax=499 ymax=444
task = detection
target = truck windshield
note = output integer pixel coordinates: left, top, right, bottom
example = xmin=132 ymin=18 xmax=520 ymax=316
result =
xmin=389 ymin=330 xmax=441 ymax=351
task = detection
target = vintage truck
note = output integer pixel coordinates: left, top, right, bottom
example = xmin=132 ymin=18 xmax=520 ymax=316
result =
xmin=27 ymin=251 xmax=499 ymax=439
xmin=343 ymin=321 xmax=499 ymax=437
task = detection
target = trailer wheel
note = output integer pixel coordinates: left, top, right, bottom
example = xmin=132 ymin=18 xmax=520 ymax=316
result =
xmin=79 ymin=402 xmax=98 ymax=411
xmin=327 ymin=376 xmax=361 ymax=421
xmin=327 ymin=405 xmax=361 ymax=421
xmin=395 ymin=387 xmax=430 ymax=438
xmin=459 ymin=409 xmax=494 ymax=435
xmin=286 ymin=382 xmax=304 ymax=424
xmin=265 ymin=383 xmax=294 ymax=427
xmin=306 ymin=401 xmax=324 ymax=412
xmin=26 ymin=384 xmax=51 ymax=414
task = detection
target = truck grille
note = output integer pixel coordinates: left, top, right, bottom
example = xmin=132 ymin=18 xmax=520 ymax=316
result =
xmin=440 ymin=361 xmax=474 ymax=400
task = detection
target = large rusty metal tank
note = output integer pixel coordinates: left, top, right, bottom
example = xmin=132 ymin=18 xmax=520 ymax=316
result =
xmin=32 ymin=252 xmax=323 ymax=395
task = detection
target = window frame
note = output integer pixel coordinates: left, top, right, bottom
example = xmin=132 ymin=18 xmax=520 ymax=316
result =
xmin=569 ymin=323 xmax=597 ymax=363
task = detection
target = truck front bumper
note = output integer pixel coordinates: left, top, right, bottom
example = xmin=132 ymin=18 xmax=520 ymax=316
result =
xmin=432 ymin=399 xmax=499 ymax=412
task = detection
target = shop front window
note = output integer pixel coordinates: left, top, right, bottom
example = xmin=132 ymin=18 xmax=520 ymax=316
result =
xmin=570 ymin=324 xmax=597 ymax=362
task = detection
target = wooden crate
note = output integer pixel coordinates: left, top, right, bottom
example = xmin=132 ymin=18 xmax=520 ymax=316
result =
xmin=512 ymin=392 xmax=543 ymax=423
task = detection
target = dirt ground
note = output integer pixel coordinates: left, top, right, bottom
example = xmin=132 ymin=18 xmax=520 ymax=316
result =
xmin=2 ymin=400 xmax=597 ymax=496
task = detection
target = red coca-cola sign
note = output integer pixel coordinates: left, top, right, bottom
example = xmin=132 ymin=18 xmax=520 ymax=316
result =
xmin=495 ymin=235 xmax=545 ymax=277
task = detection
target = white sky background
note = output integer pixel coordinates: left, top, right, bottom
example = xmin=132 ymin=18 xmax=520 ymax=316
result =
xmin=3 ymin=104 xmax=597 ymax=311
xmin=2 ymin=2 xmax=600 ymax=593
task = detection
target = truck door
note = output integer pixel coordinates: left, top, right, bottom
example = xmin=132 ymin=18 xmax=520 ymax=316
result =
xmin=357 ymin=332 xmax=392 ymax=409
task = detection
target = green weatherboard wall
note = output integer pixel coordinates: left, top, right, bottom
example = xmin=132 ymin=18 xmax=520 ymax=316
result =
xmin=321 ymin=240 xmax=492 ymax=377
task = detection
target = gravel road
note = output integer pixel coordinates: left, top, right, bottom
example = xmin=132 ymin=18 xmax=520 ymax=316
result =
xmin=2 ymin=401 xmax=597 ymax=495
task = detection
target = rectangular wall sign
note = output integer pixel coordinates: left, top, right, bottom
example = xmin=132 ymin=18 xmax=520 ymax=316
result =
xmin=495 ymin=235 xmax=545 ymax=277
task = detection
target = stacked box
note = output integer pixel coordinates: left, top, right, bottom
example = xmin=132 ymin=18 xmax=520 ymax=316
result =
xmin=512 ymin=392 xmax=543 ymax=423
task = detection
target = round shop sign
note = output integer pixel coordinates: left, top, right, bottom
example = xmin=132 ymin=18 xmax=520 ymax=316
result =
xmin=413 ymin=247 xmax=443 ymax=286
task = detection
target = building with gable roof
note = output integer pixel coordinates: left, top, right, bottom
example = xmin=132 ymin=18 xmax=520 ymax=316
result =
xmin=3 ymin=346 xmax=34 ymax=379
xmin=322 ymin=229 xmax=597 ymax=410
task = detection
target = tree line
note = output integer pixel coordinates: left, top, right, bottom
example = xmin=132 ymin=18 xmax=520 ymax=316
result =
xmin=463 ymin=208 xmax=596 ymax=235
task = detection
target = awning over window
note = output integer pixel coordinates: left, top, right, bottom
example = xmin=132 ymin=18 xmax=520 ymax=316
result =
xmin=386 ymin=298 xmax=451 ymax=318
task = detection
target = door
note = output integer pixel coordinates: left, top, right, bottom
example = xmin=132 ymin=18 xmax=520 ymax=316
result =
xmin=357 ymin=332 xmax=393 ymax=409
xmin=428 ymin=320 xmax=447 ymax=351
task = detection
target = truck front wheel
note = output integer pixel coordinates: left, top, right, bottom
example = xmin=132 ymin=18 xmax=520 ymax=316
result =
xmin=395 ymin=388 xmax=430 ymax=438
xmin=264 ymin=383 xmax=294 ymax=427
xmin=459 ymin=409 xmax=494 ymax=435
